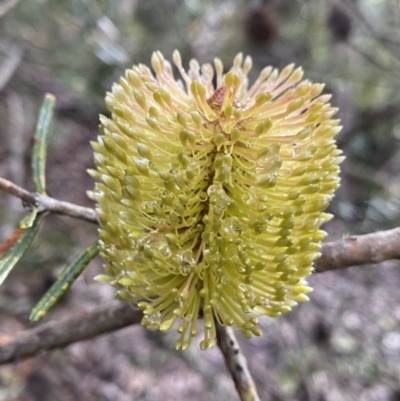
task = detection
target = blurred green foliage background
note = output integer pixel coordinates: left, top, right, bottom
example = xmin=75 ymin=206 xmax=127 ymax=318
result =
xmin=1 ymin=1 xmax=400 ymax=400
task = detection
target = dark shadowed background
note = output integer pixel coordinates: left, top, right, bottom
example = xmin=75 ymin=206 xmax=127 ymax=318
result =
xmin=1 ymin=0 xmax=400 ymax=400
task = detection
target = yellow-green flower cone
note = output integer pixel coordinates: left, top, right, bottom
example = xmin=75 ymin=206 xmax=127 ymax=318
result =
xmin=90 ymin=51 xmax=343 ymax=350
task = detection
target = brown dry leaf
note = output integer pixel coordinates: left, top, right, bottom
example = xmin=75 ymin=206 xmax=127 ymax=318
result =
xmin=0 ymin=228 xmax=24 ymax=258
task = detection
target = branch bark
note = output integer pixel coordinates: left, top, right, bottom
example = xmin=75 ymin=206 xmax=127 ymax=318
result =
xmin=0 ymin=177 xmax=98 ymax=224
xmin=0 ymin=221 xmax=399 ymax=365
xmin=0 ymin=301 xmax=141 ymax=365
xmin=315 ymin=227 xmax=400 ymax=273
xmin=216 ymin=325 xmax=260 ymax=401
xmin=2 ymin=176 xmax=400 ymax=365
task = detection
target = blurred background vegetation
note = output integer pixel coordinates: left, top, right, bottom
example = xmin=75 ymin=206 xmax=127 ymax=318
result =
xmin=1 ymin=0 xmax=400 ymax=400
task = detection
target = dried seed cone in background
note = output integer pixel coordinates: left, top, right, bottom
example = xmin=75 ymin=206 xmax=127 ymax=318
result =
xmin=90 ymin=51 xmax=343 ymax=350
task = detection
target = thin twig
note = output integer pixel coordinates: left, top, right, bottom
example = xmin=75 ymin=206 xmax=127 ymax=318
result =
xmin=4 ymin=175 xmax=400 ymax=269
xmin=35 ymin=194 xmax=98 ymax=224
xmin=0 ymin=177 xmax=98 ymax=224
xmin=0 ymin=177 xmax=35 ymax=203
xmin=0 ymin=301 xmax=141 ymax=365
xmin=216 ymin=324 xmax=260 ymax=401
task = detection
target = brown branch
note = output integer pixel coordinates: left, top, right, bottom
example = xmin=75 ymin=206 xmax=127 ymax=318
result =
xmin=0 ymin=301 xmax=141 ymax=365
xmin=0 ymin=221 xmax=399 ymax=365
xmin=315 ymin=227 xmax=400 ymax=273
xmin=2 ymin=174 xmax=400 ymax=365
xmin=0 ymin=177 xmax=34 ymax=204
xmin=216 ymin=325 xmax=260 ymax=401
xmin=0 ymin=177 xmax=98 ymax=224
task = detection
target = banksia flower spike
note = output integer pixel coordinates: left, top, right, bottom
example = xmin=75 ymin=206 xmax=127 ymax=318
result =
xmin=90 ymin=51 xmax=342 ymax=350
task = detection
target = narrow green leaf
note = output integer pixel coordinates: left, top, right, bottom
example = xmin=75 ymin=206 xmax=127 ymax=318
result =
xmin=0 ymin=210 xmax=43 ymax=286
xmin=32 ymin=93 xmax=56 ymax=194
xmin=29 ymin=241 xmax=99 ymax=322
xmin=19 ymin=208 xmax=38 ymax=229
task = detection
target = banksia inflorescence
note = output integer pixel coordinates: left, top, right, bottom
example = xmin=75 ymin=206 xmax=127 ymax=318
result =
xmin=90 ymin=51 xmax=342 ymax=350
